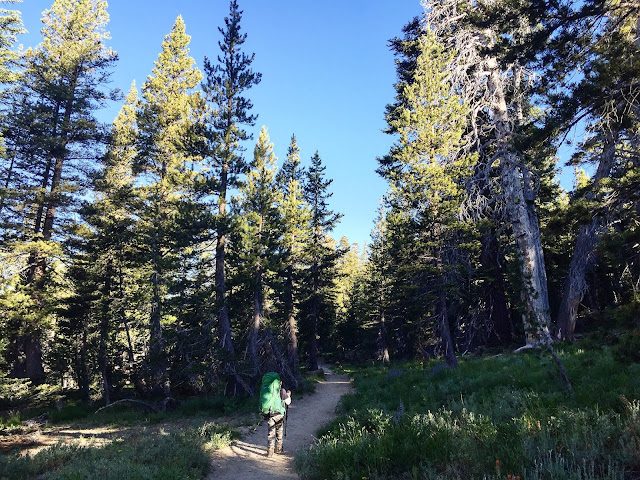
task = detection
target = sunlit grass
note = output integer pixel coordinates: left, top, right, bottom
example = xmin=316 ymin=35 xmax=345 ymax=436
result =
xmin=0 ymin=421 xmax=236 ymax=479
xmin=296 ymin=345 xmax=640 ymax=479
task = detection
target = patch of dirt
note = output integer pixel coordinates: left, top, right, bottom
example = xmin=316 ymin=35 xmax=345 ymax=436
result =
xmin=207 ymin=364 xmax=352 ymax=480
xmin=1 ymin=424 xmax=130 ymax=456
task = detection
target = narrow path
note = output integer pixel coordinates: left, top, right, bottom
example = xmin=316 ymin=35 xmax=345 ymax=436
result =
xmin=207 ymin=365 xmax=352 ymax=480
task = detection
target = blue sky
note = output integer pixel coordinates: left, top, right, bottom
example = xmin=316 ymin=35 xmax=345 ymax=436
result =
xmin=17 ymin=1 xmax=576 ymax=248
xmin=16 ymin=0 xmax=424 ymax=248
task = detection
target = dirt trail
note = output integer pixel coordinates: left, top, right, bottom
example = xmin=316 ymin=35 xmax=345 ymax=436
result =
xmin=207 ymin=365 xmax=352 ymax=480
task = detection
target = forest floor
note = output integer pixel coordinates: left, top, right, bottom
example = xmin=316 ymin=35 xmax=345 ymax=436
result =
xmin=1 ymin=364 xmax=352 ymax=479
xmin=207 ymin=364 xmax=352 ymax=479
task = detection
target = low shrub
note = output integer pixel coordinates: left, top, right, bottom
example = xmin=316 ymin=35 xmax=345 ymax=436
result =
xmin=613 ymin=329 xmax=640 ymax=364
xmin=0 ymin=427 xmax=212 ymax=480
xmin=297 ymin=346 xmax=640 ymax=479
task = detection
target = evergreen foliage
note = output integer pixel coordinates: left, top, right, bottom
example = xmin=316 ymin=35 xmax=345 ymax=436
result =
xmin=0 ymin=2 xmax=638 ymax=461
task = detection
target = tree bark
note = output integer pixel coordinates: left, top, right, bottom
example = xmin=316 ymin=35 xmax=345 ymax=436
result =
xmin=378 ymin=308 xmax=390 ymax=365
xmin=284 ymin=264 xmax=301 ymax=381
xmin=100 ymin=260 xmax=112 ymax=406
xmin=480 ymin=227 xmax=512 ymax=346
xmin=80 ymin=327 xmax=91 ymax=404
xmin=557 ymin=133 xmax=618 ymax=339
xmin=308 ymin=262 xmax=319 ymax=371
xmin=10 ymin=334 xmax=45 ymax=383
xmin=0 ymin=145 xmax=18 ymax=221
xmin=486 ymin=56 xmax=552 ymax=344
xmin=216 ymin=164 xmax=234 ymax=357
xmin=148 ymin=213 xmax=170 ymax=397
xmin=438 ymin=283 xmax=458 ymax=367
xmin=250 ymin=263 xmax=263 ymax=375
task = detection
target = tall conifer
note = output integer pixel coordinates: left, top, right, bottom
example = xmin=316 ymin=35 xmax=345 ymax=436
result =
xmin=135 ymin=16 xmax=204 ymax=396
xmin=202 ymin=0 xmax=261 ymax=393
xmin=1 ymin=0 xmax=117 ymax=383
xmin=277 ymin=135 xmax=310 ymax=383
xmin=302 ymin=151 xmax=343 ymax=371
xmin=234 ymin=126 xmax=281 ymax=375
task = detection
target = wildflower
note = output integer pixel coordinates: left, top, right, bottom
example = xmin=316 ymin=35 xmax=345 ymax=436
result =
xmin=507 ymin=475 xmax=512 ymax=479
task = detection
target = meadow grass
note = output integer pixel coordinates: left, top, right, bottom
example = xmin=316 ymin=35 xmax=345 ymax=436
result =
xmin=296 ymin=345 xmax=640 ymax=479
xmin=0 ymin=420 xmax=236 ymax=480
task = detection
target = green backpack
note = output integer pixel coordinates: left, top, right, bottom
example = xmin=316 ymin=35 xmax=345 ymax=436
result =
xmin=259 ymin=372 xmax=284 ymax=416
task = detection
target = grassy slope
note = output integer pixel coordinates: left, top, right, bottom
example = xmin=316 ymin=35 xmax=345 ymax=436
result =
xmin=296 ymin=343 xmax=640 ymax=480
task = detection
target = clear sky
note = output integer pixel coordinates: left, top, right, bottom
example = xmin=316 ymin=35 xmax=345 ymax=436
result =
xmin=16 ymin=0 xmax=425 ymax=248
xmin=16 ymin=1 xmax=576 ymax=248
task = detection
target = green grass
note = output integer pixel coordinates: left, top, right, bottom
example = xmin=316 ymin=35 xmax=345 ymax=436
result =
xmin=0 ymin=421 xmax=237 ymax=480
xmin=295 ymin=345 xmax=640 ymax=479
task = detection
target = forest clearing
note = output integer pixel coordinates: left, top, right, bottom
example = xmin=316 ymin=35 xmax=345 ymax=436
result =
xmin=1 ymin=0 xmax=640 ymax=478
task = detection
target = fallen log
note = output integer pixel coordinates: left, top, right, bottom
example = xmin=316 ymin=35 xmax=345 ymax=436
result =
xmin=94 ymin=399 xmax=158 ymax=414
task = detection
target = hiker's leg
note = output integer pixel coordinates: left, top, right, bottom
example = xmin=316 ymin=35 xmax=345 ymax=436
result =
xmin=274 ymin=414 xmax=284 ymax=452
xmin=267 ymin=416 xmax=277 ymax=452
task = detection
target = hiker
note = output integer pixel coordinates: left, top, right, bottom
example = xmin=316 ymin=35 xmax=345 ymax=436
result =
xmin=259 ymin=372 xmax=292 ymax=457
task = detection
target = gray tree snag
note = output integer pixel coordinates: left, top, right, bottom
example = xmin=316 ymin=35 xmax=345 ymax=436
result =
xmin=557 ymin=133 xmax=619 ymax=340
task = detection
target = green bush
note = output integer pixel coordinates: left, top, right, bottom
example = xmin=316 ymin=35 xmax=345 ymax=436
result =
xmin=613 ymin=329 xmax=640 ymax=364
xmin=297 ymin=347 xmax=640 ymax=479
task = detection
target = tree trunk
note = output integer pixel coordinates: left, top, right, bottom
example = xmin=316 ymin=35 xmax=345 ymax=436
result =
xmin=80 ymin=327 xmax=91 ymax=404
xmin=480 ymin=228 xmax=512 ymax=346
xmin=284 ymin=264 xmax=301 ymax=380
xmin=486 ymin=56 xmax=552 ymax=344
xmin=148 ymin=224 xmax=170 ymax=397
xmin=557 ymin=133 xmax=618 ymax=339
xmin=100 ymin=260 xmax=112 ymax=406
xmin=308 ymin=262 xmax=319 ymax=371
xmin=378 ymin=308 xmax=390 ymax=365
xmin=0 ymin=145 xmax=18 ymax=221
xmin=216 ymin=165 xmax=234 ymax=356
xmin=439 ymin=286 xmax=458 ymax=367
xmin=250 ymin=263 xmax=263 ymax=374
xmin=10 ymin=334 xmax=45 ymax=384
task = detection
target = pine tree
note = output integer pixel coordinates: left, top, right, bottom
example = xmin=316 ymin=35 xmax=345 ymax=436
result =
xmin=546 ymin=3 xmax=640 ymax=339
xmin=378 ymin=25 xmax=474 ymax=366
xmin=135 ymin=15 xmax=205 ymax=396
xmin=332 ymin=236 xmax=365 ymax=359
xmin=1 ymin=0 xmax=117 ymax=383
xmin=0 ymin=0 xmax=24 ymax=87
xmin=425 ymin=0 xmax=557 ymax=348
xmin=201 ymin=0 xmax=261 ymax=394
xmin=276 ymin=134 xmax=310 ymax=383
xmin=234 ymin=126 xmax=282 ymax=375
xmin=302 ymin=151 xmax=343 ymax=371
xmin=366 ymin=205 xmax=392 ymax=364
xmin=72 ymin=82 xmax=140 ymax=403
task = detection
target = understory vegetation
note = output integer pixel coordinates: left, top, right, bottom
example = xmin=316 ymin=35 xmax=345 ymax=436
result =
xmin=296 ymin=342 xmax=640 ymax=480
xmin=0 ymin=426 xmax=215 ymax=480
xmin=0 ymin=375 xmax=320 ymax=479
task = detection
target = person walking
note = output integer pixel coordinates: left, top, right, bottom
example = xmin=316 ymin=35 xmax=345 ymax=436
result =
xmin=259 ymin=372 xmax=292 ymax=457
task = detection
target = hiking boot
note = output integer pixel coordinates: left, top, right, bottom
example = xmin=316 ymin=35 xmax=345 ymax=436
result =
xmin=267 ymin=447 xmax=274 ymax=457
xmin=275 ymin=445 xmax=283 ymax=454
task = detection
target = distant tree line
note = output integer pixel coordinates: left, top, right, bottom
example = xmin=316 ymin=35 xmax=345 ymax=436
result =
xmin=0 ymin=0 xmax=639 ymax=404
